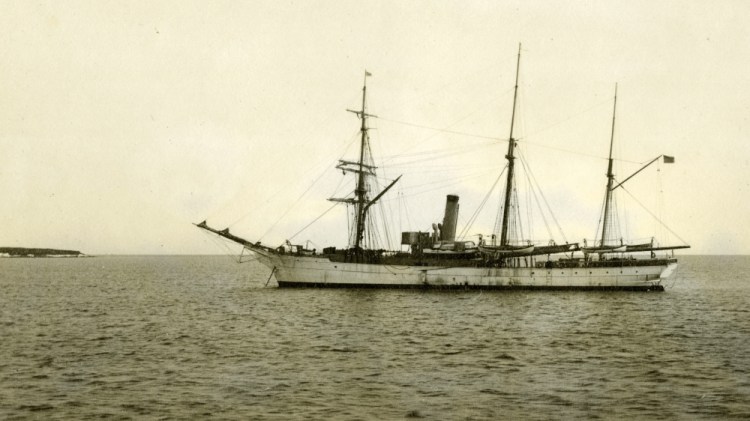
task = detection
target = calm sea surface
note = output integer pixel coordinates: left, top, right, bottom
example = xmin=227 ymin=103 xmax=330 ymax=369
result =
xmin=1 ymin=255 xmax=748 ymax=420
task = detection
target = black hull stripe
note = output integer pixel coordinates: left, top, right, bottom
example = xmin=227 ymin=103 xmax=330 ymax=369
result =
xmin=276 ymin=281 xmax=664 ymax=292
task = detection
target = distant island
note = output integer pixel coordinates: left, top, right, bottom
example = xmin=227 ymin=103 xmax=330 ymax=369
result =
xmin=0 ymin=247 xmax=86 ymax=257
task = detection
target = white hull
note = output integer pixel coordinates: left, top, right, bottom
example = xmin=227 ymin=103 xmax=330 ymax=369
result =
xmin=253 ymin=250 xmax=673 ymax=291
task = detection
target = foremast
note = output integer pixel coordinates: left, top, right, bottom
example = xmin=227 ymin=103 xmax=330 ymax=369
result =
xmin=353 ymin=72 xmax=371 ymax=250
xmin=330 ymin=71 xmax=400 ymax=260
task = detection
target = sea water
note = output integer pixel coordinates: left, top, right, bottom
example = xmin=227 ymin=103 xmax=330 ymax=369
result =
xmin=1 ymin=255 xmax=748 ymax=419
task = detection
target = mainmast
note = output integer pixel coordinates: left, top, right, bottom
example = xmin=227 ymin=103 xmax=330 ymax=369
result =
xmin=600 ymin=84 xmax=618 ymax=247
xmin=499 ymin=43 xmax=522 ymax=247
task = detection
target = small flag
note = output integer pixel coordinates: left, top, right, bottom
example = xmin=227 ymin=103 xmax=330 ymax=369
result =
xmin=663 ymin=155 xmax=675 ymax=163
xmin=365 ymin=70 xmax=372 ymax=77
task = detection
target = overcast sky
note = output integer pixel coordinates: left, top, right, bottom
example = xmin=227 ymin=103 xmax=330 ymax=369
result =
xmin=2 ymin=1 xmax=748 ymax=255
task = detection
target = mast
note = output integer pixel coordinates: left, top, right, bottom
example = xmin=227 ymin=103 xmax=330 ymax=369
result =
xmin=329 ymin=72 xmax=400 ymax=256
xmin=354 ymin=71 xmax=370 ymax=250
xmin=499 ymin=43 xmax=522 ymax=247
xmin=600 ymin=84 xmax=618 ymax=247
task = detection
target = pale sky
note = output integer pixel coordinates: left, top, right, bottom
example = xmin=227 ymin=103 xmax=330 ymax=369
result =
xmin=1 ymin=1 xmax=748 ymax=255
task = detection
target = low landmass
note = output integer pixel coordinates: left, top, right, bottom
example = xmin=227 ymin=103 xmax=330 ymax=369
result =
xmin=0 ymin=247 xmax=86 ymax=257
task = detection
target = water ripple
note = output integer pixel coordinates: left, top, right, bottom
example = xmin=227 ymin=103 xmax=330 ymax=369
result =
xmin=0 ymin=255 xmax=749 ymax=419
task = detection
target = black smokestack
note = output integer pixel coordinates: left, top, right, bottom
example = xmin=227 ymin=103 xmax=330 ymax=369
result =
xmin=441 ymin=195 xmax=459 ymax=241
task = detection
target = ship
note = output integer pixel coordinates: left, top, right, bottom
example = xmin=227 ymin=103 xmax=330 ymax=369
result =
xmin=197 ymin=45 xmax=689 ymax=291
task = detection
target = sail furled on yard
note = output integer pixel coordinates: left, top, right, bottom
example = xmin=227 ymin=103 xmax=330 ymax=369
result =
xmin=329 ymin=70 xmax=400 ymax=252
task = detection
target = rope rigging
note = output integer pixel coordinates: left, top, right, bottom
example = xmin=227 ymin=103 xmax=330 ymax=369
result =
xmin=619 ymin=185 xmax=690 ymax=246
xmin=287 ymin=202 xmax=339 ymax=243
xmin=248 ymin=129 xmax=361 ymax=242
xmin=518 ymin=150 xmax=568 ymax=243
xmin=223 ymin=64 xmax=676 ymax=252
xmin=376 ymin=116 xmax=503 ymax=142
xmin=457 ymin=166 xmax=506 ymax=240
